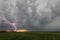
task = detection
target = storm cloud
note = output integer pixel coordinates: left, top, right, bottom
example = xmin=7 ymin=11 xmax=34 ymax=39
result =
xmin=0 ymin=0 xmax=60 ymax=31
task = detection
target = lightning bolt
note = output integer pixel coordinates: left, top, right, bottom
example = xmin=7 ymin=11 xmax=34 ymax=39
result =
xmin=2 ymin=14 xmax=17 ymax=31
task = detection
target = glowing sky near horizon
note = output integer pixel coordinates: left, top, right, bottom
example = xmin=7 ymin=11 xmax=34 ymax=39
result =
xmin=0 ymin=0 xmax=60 ymax=31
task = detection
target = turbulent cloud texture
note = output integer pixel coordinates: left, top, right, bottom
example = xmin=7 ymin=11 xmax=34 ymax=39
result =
xmin=0 ymin=0 xmax=60 ymax=31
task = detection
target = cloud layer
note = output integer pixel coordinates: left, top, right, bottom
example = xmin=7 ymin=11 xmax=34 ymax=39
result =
xmin=0 ymin=0 xmax=60 ymax=31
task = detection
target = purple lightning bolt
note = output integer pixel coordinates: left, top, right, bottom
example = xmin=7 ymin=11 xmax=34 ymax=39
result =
xmin=12 ymin=23 xmax=17 ymax=31
xmin=2 ymin=15 xmax=17 ymax=31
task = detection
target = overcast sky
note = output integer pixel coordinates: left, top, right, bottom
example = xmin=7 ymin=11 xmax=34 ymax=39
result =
xmin=0 ymin=0 xmax=60 ymax=31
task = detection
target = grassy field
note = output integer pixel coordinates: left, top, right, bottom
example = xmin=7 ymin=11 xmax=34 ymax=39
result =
xmin=0 ymin=32 xmax=60 ymax=40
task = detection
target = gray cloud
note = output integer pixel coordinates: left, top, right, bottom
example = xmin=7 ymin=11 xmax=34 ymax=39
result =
xmin=0 ymin=0 xmax=60 ymax=31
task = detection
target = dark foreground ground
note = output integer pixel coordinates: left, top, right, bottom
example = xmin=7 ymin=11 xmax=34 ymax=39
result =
xmin=0 ymin=32 xmax=60 ymax=40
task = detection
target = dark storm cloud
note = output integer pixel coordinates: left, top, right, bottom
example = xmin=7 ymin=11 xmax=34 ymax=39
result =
xmin=39 ymin=0 xmax=60 ymax=25
xmin=0 ymin=0 xmax=60 ymax=31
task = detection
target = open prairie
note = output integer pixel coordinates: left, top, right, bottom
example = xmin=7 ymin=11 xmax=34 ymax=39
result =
xmin=0 ymin=32 xmax=60 ymax=40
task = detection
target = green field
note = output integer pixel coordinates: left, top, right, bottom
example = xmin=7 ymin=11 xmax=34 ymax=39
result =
xmin=0 ymin=32 xmax=60 ymax=40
